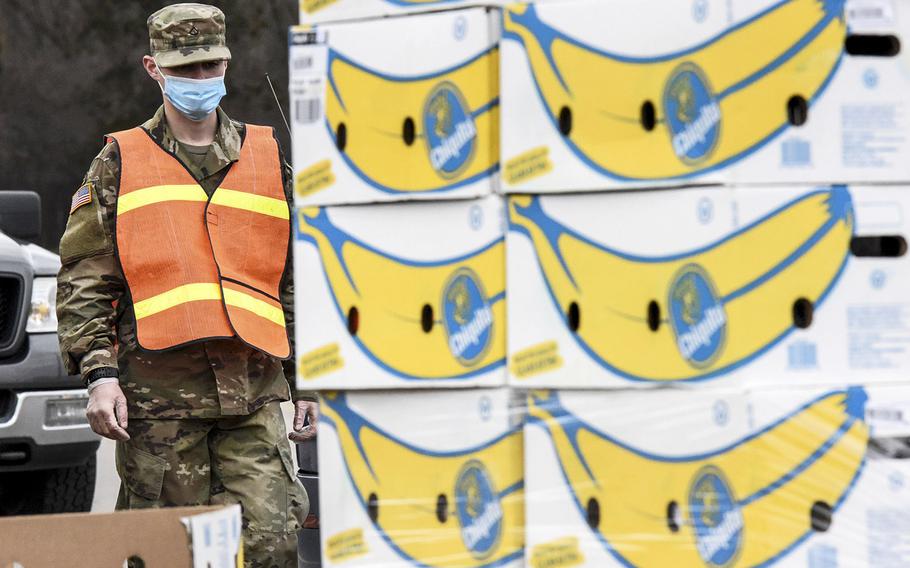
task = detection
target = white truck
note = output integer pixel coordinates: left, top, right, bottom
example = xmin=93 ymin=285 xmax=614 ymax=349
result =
xmin=0 ymin=191 xmax=98 ymax=515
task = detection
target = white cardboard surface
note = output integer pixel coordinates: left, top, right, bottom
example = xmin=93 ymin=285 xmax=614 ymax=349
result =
xmin=295 ymin=195 xmax=506 ymax=389
xmin=507 ymin=185 xmax=910 ymax=389
xmin=524 ymin=385 xmax=910 ymax=567
xmin=318 ymin=388 xmax=524 ymax=567
xmin=289 ymin=9 xmax=500 ymax=206
xmin=500 ymin=0 xmax=910 ymax=193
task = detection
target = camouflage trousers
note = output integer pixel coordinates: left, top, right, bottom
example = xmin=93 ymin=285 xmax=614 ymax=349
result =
xmin=115 ymin=402 xmax=308 ymax=568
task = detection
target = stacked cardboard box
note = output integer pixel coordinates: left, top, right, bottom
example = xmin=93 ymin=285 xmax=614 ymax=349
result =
xmin=298 ymin=0 xmax=505 ymax=25
xmin=289 ymin=5 xmax=523 ymax=567
xmin=291 ymin=0 xmax=910 ymax=566
xmin=503 ymin=0 xmax=910 ymax=566
xmin=0 ymin=505 xmax=243 ymax=566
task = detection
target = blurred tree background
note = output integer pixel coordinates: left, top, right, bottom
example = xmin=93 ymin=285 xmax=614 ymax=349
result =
xmin=0 ymin=0 xmax=296 ymax=251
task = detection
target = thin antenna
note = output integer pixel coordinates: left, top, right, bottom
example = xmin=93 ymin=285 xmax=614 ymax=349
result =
xmin=265 ymin=72 xmax=291 ymax=135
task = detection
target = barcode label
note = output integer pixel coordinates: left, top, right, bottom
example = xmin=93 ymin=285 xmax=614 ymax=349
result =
xmin=867 ymin=400 xmax=910 ymax=437
xmin=289 ymin=29 xmax=328 ymax=46
xmin=295 ymin=98 xmax=322 ymax=124
xmin=294 ymin=55 xmax=315 ymax=71
xmin=846 ymin=0 xmax=895 ymax=27
xmin=289 ymin=30 xmax=329 ymax=128
xmin=781 ymin=138 xmax=811 ymax=167
xmin=787 ymin=340 xmax=817 ymax=370
xmin=850 ymin=6 xmax=885 ymax=18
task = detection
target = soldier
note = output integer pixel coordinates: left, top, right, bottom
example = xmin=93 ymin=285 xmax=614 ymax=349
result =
xmin=56 ymin=4 xmax=315 ymax=566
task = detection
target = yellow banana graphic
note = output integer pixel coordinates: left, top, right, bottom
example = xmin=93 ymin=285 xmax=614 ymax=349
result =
xmin=324 ymin=45 xmax=499 ymax=193
xmin=503 ymin=0 xmax=847 ymax=180
xmin=322 ymin=392 xmax=524 ymax=566
xmin=296 ymin=208 xmax=505 ymax=380
xmin=528 ymin=387 xmax=869 ymax=567
xmin=509 ymin=186 xmax=853 ymax=382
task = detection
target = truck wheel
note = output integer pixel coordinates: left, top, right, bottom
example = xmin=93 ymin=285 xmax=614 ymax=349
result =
xmin=0 ymin=455 xmax=96 ymax=515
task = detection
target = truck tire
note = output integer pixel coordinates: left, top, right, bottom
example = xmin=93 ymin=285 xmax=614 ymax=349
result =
xmin=0 ymin=455 xmax=96 ymax=516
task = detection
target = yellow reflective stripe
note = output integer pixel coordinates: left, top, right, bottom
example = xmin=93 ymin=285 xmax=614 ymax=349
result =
xmin=117 ymin=185 xmax=208 ymax=215
xmin=134 ymin=283 xmax=285 ymax=327
xmin=223 ymin=288 xmax=286 ymax=326
xmin=211 ymin=188 xmax=290 ymax=220
xmin=117 ymin=185 xmax=288 ymax=219
xmin=133 ymin=283 xmax=222 ymax=320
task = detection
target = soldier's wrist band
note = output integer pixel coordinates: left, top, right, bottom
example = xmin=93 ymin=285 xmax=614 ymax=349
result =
xmin=87 ymin=377 xmax=120 ymax=394
xmin=84 ymin=366 xmax=119 ymax=387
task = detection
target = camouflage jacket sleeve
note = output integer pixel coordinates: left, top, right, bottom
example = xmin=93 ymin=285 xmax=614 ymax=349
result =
xmin=56 ymin=142 xmax=124 ymax=382
xmin=280 ymin=152 xmax=317 ymax=403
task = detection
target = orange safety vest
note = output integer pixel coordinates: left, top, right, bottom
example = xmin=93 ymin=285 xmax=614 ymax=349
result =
xmin=108 ymin=124 xmax=291 ymax=359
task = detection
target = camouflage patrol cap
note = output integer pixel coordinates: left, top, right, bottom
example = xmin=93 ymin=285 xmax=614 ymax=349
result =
xmin=148 ymin=3 xmax=232 ymax=68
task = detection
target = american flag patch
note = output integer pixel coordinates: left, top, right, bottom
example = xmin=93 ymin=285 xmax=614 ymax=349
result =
xmin=70 ymin=183 xmax=92 ymax=214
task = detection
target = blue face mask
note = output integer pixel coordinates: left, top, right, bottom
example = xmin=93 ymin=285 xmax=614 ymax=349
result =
xmin=157 ymin=63 xmax=227 ymax=121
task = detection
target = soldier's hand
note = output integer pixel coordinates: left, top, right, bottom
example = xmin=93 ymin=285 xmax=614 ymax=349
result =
xmin=289 ymin=400 xmax=319 ymax=442
xmin=86 ymin=382 xmax=130 ymax=441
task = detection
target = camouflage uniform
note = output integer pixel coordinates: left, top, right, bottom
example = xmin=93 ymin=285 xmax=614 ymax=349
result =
xmin=116 ymin=402 xmax=305 ymax=566
xmin=55 ymin=5 xmax=311 ymax=566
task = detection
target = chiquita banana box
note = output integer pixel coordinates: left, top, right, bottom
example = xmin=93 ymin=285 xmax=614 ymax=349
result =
xmin=507 ymin=184 xmax=910 ymax=389
xmin=288 ymin=8 xmax=500 ymax=206
xmin=298 ymin=0 xmax=510 ymax=25
xmin=318 ymin=388 xmax=525 ymax=567
xmin=500 ymin=0 xmax=910 ymax=193
xmin=524 ymin=385 xmax=910 ymax=568
xmin=748 ymin=384 xmax=910 ymax=567
xmin=295 ymin=195 xmax=506 ymax=389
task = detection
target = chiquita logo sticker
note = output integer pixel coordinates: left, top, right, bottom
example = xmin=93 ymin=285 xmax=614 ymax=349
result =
xmin=668 ymin=264 xmax=727 ymax=368
xmin=688 ymin=466 xmax=744 ymax=567
xmin=443 ymin=268 xmax=494 ymax=366
xmin=663 ymin=62 xmax=722 ymax=164
xmin=424 ymin=81 xmax=478 ymax=179
xmin=455 ymin=460 xmax=504 ymax=559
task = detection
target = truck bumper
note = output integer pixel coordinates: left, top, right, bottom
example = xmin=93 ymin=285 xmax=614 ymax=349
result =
xmin=0 ymin=333 xmax=83 ymax=391
xmin=0 ymin=388 xmax=99 ymax=472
